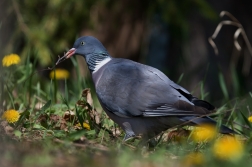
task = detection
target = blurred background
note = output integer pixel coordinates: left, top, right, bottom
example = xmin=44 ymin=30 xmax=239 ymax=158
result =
xmin=1 ymin=0 xmax=252 ymax=105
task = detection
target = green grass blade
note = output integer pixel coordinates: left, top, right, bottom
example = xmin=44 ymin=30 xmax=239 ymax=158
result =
xmin=239 ymin=110 xmax=252 ymax=129
xmin=249 ymin=92 xmax=252 ymax=98
xmin=177 ymin=73 xmax=184 ymax=84
xmin=15 ymin=108 xmax=30 ymax=128
xmin=230 ymin=65 xmax=240 ymax=96
xmin=218 ymin=72 xmax=229 ymax=100
xmin=60 ymin=94 xmax=70 ymax=109
xmin=70 ymin=57 xmax=82 ymax=91
xmin=227 ymin=102 xmax=236 ymax=124
xmin=40 ymin=100 xmax=52 ymax=112
xmin=75 ymin=105 xmax=84 ymax=129
xmin=64 ymin=79 xmax=68 ymax=102
xmin=5 ymin=84 xmax=15 ymax=109
xmin=32 ymin=99 xmax=51 ymax=127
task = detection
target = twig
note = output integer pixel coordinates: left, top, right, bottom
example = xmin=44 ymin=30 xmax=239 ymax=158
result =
xmin=209 ymin=11 xmax=252 ymax=56
xmin=220 ymin=11 xmax=240 ymax=23
xmin=209 ymin=20 xmax=242 ymax=55
xmin=122 ymin=142 xmax=137 ymax=150
xmin=55 ymin=53 xmax=67 ymax=65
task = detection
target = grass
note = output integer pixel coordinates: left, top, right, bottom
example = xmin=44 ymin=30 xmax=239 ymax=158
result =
xmin=1 ymin=54 xmax=252 ymax=167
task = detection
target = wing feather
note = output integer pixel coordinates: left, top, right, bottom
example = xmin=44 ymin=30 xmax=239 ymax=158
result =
xmin=94 ymin=58 xmax=214 ymax=118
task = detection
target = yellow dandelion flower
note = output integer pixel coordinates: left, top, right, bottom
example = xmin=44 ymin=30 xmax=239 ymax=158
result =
xmin=76 ymin=122 xmax=90 ymax=130
xmin=49 ymin=69 xmax=70 ymax=80
xmin=83 ymin=122 xmax=90 ymax=130
xmin=1 ymin=109 xmax=20 ymax=123
xmin=248 ymin=116 xmax=252 ymax=123
xmin=183 ymin=152 xmax=205 ymax=167
xmin=2 ymin=54 xmax=21 ymax=67
xmin=213 ymin=136 xmax=244 ymax=161
xmin=191 ymin=124 xmax=217 ymax=142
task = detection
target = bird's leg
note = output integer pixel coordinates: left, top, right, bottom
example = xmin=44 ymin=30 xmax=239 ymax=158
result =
xmin=135 ymin=136 xmax=152 ymax=155
xmin=137 ymin=134 xmax=162 ymax=152
xmin=136 ymin=135 xmax=149 ymax=147
xmin=148 ymin=138 xmax=158 ymax=149
xmin=123 ymin=133 xmax=135 ymax=142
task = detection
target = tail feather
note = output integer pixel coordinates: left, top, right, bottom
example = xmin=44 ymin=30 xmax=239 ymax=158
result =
xmin=180 ymin=116 xmax=236 ymax=134
xmin=191 ymin=98 xmax=215 ymax=110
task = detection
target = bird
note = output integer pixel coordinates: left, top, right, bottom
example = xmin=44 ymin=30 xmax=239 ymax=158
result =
xmin=57 ymin=36 xmax=235 ymax=144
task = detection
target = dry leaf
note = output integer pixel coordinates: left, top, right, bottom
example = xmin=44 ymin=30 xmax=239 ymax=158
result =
xmin=63 ymin=110 xmax=76 ymax=122
xmin=167 ymin=129 xmax=191 ymax=143
xmin=82 ymin=88 xmax=93 ymax=106
xmin=1 ymin=121 xmax=14 ymax=136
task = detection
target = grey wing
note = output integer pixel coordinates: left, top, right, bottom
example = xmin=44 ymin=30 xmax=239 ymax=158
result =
xmin=169 ymin=80 xmax=215 ymax=111
xmin=96 ymin=59 xmax=214 ymax=118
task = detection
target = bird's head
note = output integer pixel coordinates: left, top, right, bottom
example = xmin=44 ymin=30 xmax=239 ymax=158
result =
xmin=56 ymin=36 xmax=108 ymax=65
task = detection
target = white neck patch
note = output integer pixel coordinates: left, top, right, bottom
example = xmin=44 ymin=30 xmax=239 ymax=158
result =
xmin=93 ymin=57 xmax=112 ymax=73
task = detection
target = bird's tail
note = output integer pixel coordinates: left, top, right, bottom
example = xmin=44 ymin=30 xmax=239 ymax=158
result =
xmin=219 ymin=124 xmax=236 ymax=134
xmin=191 ymin=98 xmax=215 ymax=110
xmin=181 ymin=116 xmax=236 ymax=134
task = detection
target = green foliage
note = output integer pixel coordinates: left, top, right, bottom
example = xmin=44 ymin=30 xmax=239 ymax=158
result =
xmin=1 ymin=49 xmax=252 ymax=167
xmin=218 ymin=71 xmax=229 ymax=101
xmin=2 ymin=0 xmax=218 ymax=66
xmin=5 ymin=0 xmax=98 ymax=65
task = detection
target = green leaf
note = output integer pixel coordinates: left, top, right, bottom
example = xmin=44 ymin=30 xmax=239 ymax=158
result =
xmin=53 ymin=130 xmax=66 ymax=138
xmin=14 ymin=130 xmax=22 ymax=138
xmin=67 ymin=130 xmax=88 ymax=141
xmin=41 ymin=100 xmax=52 ymax=112
xmin=33 ymin=124 xmax=46 ymax=130
xmin=85 ymin=130 xmax=96 ymax=135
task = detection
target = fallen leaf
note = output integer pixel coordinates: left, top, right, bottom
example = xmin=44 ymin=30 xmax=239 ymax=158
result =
xmin=167 ymin=129 xmax=191 ymax=143
xmin=82 ymin=88 xmax=93 ymax=106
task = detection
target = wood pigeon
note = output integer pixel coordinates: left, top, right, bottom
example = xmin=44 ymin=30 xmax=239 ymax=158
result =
xmin=58 ymin=36 xmax=235 ymax=143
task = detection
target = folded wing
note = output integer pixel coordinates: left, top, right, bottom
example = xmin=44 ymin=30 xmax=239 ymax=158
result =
xmin=96 ymin=58 xmax=215 ymax=118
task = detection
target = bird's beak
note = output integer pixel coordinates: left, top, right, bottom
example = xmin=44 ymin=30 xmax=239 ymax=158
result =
xmin=56 ymin=48 xmax=76 ymax=65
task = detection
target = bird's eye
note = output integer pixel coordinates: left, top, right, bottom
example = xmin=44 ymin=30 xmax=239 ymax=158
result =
xmin=80 ymin=41 xmax=85 ymax=45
